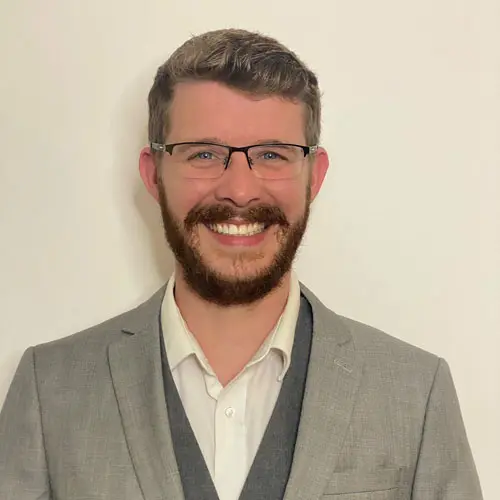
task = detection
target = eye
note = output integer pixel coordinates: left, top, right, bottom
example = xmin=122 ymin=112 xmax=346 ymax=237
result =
xmin=190 ymin=151 xmax=214 ymax=160
xmin=262 ymin=151 xmax=281 ymax=160
xmin=256 ymin=149 xmax=289 ymax=162
xmin=251 ymin=145 xmax=296 ymax=162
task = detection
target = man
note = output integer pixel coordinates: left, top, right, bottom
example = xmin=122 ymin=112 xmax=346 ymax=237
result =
xmin=0 ymin=29 xmax=482 ymax=500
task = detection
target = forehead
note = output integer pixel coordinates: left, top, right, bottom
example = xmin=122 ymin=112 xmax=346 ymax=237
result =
xmin=167 ymin=81 xmax=306 ymax=144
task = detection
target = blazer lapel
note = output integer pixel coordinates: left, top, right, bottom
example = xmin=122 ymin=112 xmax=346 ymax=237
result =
xmin=108 ymin=287 xmax=184 ymax=500
xmin=284 ymin=285 xmax=364 ymax=500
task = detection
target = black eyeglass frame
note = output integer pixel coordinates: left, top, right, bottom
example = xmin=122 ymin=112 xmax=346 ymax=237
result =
xmin=150 ymin=141 xmax=318 ymax=170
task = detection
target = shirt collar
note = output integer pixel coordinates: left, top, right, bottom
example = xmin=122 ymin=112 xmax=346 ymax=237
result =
xmin=160 ymin=271 xmax=301 ymax=380
xmin=161 ymin=276 xmax=213 ymax=374
xmin=247 ymin=272 xmax=300 ymax=380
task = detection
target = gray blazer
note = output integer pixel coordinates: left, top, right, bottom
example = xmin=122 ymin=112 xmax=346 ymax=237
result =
xmin=0 ymin=284 xmax=482 ymax=499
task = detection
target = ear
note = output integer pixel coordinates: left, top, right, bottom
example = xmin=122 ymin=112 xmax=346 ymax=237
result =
xmin=309 ymin=147 xmax=329 ymax=203
xmin=139 ymin=146 xmax=161 ymax=203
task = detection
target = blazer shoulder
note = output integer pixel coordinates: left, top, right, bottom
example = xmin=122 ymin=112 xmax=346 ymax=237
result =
xmin=301 ymin=282 xmax=440 ymax=375
xmin=337 ymin=314 xmax=441 ymax=376
xmin=33 ymin=285 xmax=166 ymax=359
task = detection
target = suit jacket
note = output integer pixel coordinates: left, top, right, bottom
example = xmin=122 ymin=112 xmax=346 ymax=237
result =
xmin=0 ymin=284 xmax=483 ymax=499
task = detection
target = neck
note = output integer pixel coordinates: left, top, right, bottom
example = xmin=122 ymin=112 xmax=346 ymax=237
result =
xmin=173 ymin=264 xmax=292 ymax=385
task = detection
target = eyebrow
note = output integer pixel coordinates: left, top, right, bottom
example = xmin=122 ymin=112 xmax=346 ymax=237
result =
xmin=181 ymin=137 xmax=291 ymax=146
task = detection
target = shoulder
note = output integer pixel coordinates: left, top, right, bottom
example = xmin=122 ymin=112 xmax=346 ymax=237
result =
xmin=31 ymin=286 xmax=166 ymax=364
xmin=338 ymin=313 xmax=440 ymax=372
xmin=301 ymin=283 xmax=442 ymax=388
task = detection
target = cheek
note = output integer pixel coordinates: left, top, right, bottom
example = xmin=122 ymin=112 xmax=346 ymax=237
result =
xmin=162 ymin=175 xmax=216 ymax=217
xmin=267 ymin=181 xmax=309 ymax=218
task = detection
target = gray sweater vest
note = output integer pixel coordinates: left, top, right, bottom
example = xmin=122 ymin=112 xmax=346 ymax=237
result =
xmin=159 ymin=294 xmax=313 ymax=500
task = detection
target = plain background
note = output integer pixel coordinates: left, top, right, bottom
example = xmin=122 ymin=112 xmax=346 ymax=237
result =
xmin=0 ymin=0 xmax=498 ymax=497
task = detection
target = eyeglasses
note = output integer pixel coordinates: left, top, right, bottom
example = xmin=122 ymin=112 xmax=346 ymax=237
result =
xmin=150 ymin=141 xmax=318 ymax=180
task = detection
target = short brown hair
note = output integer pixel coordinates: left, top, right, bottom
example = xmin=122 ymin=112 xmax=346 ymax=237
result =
xmin=148 ymin=29 xmax=321 ymax=148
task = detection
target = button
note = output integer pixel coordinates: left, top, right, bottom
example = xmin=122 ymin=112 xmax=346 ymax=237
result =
xmin=225 ymin=407 xmax=235 ymax=418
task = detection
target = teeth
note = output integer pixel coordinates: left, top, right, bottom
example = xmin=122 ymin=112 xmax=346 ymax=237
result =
xmin=209 ymin=223 xmax=266 ymax=236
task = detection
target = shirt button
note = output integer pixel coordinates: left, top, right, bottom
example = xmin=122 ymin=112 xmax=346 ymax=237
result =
xmin=225 ymin=407 xmax=235 ymax=418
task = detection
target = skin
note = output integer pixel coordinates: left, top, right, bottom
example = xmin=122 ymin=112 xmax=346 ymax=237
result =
xmin=139 ymin=81 xmax=329 ymax=384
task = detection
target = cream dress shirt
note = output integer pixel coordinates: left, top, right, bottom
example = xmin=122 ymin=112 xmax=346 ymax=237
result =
xmin=160 ymin=272 xmax=301 ymax=500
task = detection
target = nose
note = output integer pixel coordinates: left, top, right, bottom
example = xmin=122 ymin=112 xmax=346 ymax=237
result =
xmin=213 ymin=150 xmax=262 ymax=207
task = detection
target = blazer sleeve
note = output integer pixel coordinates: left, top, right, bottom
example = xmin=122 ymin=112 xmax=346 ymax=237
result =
xmin=411 ymin=358 xmax=483 ymax=499
xmin=0 ymin=348 xmax=52 ymax=500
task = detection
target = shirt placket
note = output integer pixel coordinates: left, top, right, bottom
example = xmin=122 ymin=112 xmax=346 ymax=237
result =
xmin=213 ymin=373 xmax=249 ymax=500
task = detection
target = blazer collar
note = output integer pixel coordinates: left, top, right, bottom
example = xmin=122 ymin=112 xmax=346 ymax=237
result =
xmin=119 ymin=281 xmax=353 ymax=347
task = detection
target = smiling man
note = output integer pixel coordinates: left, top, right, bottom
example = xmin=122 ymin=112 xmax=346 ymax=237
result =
xmin=145 ymin=79 xmax=318 ymax=310
xmin=0 ymin=29 xmax=482 ymax=500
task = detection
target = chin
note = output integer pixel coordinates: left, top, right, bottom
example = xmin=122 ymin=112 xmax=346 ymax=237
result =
xmin=205 ymin=253 xmax=275 ymax=281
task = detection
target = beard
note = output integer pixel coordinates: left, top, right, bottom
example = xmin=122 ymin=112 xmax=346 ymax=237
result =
xmin=156 ymin=175 xmax=310 ymax=306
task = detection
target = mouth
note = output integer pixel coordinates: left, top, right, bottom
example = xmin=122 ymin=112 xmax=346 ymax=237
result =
xmin=207 ymin=222 xmax=268 ymax=237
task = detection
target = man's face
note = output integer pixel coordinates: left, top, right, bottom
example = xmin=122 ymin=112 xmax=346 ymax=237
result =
xmin=140 ymin=81 xmax=328 ymax=305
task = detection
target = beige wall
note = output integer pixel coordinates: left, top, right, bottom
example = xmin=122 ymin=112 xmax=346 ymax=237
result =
xmin=0 ymin=0 xmax=498 ymax=497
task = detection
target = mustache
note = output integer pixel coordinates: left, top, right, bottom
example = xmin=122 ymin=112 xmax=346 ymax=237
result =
xmin=184 ymin=204 xmax=289 ymax=230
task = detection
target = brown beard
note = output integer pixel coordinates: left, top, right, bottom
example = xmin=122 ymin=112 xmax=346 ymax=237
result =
xmin=156 ymin=175 xmax=310 ymax=306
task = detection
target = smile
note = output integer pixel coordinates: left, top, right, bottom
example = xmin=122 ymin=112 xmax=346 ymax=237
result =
xmin=207 ymin=223 xmax=267 ymax=236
